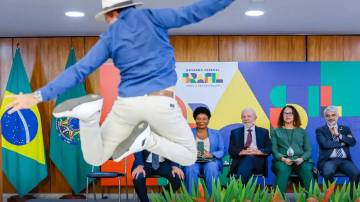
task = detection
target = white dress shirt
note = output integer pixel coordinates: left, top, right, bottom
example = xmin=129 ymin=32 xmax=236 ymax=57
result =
xmin=146 ymin=152 xmax=165 ymax=163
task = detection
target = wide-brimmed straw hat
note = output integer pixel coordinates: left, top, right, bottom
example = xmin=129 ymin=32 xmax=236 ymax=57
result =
xmin=95 ymin=0 xmax=144 ymax=22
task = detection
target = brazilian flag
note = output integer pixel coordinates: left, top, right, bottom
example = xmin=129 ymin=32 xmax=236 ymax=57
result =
xmin=49 ymin=48 xmax=98 ymax=193
xmin=0 ymin=48 xmax=47 ymax=196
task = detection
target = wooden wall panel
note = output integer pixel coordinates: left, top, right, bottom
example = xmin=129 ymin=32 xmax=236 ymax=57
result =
xmin=343 ymin=36 xmax=360 ymax=60
xmin=84 ymin=37 xmax=100 ymax=94
xmin=218 ymin=36 xmax=234 ymax=61
xmin=0 ymin=38 xmax=12 ymax=100
xmin=308 ymin=36 xmax=360 ymax=61
xmin=0 ymin=38 xmax=13 ymax=201
xmin=171 ymin=36 xmax=219 ymax=61
xmin=71 ymin=37 xmax=85 ymax=60
xmin=1 ymin=38 xmax=15 ymax=194
xmin=219 ymin=36 xmax=306 ymax=61
xmin=307 ymin=36 xmax=345 ymax=61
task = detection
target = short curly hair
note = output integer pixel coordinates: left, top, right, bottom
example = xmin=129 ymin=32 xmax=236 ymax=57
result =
xmin=193 ymin=107 xmax=211 ymax=120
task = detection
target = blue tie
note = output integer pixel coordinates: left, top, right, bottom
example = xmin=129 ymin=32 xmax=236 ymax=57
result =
xmin=332 ymin=135 xmax=343 ymax=158
xmin=152 ymin=153 xmax=160 ymax=170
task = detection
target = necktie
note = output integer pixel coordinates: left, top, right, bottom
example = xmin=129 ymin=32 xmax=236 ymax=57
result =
xmin=331 ymin=128 xmax=343 ymax=158
xmin=152 ymin=153 xmax=160 ymax=170
xmin=244 ymin=129 xmax=252 ymax=148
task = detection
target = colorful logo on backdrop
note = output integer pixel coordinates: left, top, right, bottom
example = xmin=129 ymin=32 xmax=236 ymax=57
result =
xmin=182 ymin=67 xmax=223 ymax=87
xmin=56 ymin=117 xmax=80 ymax=145
xmin=1 ymin=108 xmax=38 ymax=146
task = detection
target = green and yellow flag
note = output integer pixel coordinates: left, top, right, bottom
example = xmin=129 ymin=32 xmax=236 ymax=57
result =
xmin=49 ymin=48 xmax=98 ymax=193
xmin=0 ymin=48 xmax=47 ymax=196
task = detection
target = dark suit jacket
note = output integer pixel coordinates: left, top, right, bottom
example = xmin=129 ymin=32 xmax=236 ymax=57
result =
xmin=132 ymin=150 xmax=179 ymax=171
xmin=316 ymin=124 xmax=356 ymax=170
xmin=228 ymin=126 xmax=271 ymax=175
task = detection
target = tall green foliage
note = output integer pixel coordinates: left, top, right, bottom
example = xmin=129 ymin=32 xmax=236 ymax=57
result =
xmin=150 ymin=177 xmax=360 ymax=202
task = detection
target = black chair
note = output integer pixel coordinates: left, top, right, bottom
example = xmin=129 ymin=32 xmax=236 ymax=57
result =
xmin=227 ymin=156 xmax=269 ymax=188
xmin=253 ymin=158 xmax=268 ymax=188
xmin=288 ymin=167 xmax=319 ymax=185
xmin=86 ymin=168 xmax=125 ymax=201
xmin=86 ymin=158 xmax=130 ymax=202
xmin=319 ymin=170 xmax=348 ymax=183
xmin=334 ymin=172 xmax=347 ymax=178
xmin=271 ymin=159 xmax=318 ymax=187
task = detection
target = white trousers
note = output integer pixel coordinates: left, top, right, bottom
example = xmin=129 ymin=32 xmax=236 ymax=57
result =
xmin=79 ymin=95 xmax=197 ymax=166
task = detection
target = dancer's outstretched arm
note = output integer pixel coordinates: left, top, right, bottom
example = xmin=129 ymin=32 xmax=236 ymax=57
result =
xmin=6 ymin=39 xmax=110 ymax=114
xmin=146 ymin=0 xmax=235 ymax=29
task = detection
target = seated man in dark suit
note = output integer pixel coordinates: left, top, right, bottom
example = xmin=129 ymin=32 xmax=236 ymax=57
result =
xmin=316 ymin=106 xmax=360 ymax=186
xmin=228 ymin=107 xmax=271 ymax=184
xmin=132 ymin=150 xmax=184 ymax=202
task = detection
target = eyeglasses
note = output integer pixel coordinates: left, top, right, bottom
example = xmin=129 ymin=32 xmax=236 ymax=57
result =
xmin=325 ymin=114 xmax=337 ymax=118
xmin=283 ymin=112 xmax=293 ymax=116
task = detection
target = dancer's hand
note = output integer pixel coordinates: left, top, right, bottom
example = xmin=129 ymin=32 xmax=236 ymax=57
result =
xmin=132 ymin=165 xmax=146 ymax=179
xmin=5 ymin=93 xmax=40 ymax=114
xmin=171 ymin=166 xmax=184 ymax=180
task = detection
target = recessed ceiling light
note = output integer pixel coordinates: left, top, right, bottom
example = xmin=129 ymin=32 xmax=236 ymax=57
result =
xmin=245 ymin=10 xmax=264 ymax=17
xmin=65 ymin=11 xmax=85 ymax=17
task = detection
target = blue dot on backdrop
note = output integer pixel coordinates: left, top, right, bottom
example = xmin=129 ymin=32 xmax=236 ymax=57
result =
xmin=1 ymin=108 xmax=38 ymax=146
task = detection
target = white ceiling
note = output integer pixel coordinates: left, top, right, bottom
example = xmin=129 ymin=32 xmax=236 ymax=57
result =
xmin=1 ymin=0 xmax=360 ymax=37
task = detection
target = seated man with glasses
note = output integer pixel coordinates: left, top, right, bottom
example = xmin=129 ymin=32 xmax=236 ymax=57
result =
xmin=316 ymin=106 xmax=359 ymax=187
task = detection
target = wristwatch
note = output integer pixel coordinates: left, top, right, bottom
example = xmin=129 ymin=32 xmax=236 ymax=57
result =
xmin=32 ymin=90 xmax=43 ymax=102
